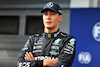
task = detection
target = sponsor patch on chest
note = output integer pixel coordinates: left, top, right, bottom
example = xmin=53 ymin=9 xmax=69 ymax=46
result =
xmin=51 ymin=46 xmax=59 ymax=50
xmin=52 ymin=38 xmax=61 ymax=45
xmin=49 ymin=50 xmax=59 ymax=55
xmin=34 ymin=38 xmax=43 ymax=45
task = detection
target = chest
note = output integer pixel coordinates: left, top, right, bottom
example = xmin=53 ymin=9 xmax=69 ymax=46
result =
xmin=32 ymin=37 xmax=64 ymax=56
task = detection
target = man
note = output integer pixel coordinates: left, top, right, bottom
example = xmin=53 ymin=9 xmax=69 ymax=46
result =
xmin=17 ymin=1 xmax=76 ymax=67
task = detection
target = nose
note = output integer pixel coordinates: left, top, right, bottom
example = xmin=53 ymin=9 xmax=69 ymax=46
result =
xmin=46 ymin=14 xmax=51 ymax=20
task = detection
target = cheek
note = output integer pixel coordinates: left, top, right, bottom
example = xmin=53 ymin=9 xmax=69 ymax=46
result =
xmin=43 ymin=17 xmax=46 ymax=23
xmin=53 ymin=17 xmax=59 ymax=22
xmin=43 ymin=16 xmax=45 ymax=21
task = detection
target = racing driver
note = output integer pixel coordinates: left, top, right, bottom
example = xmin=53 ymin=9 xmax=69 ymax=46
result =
xmin=17 ymin=1 xmax=76 ymax=67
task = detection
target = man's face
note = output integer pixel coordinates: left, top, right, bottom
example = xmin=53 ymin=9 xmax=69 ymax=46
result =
xmin=43 ymin=10 xmax=62 ymax=29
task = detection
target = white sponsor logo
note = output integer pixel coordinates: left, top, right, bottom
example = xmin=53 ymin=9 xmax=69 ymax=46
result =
xmin=18 ymin=62 xmax=30 ymax=67
xmin=33 ymin=46 xmax=42 ymax=49
xmin=64 ymin=48 xmax=73 ymax=54
xmin=59 ymin=10 xmax=62 ymax=14
xmin=51 ymin=46 xmax=59 ymax=50
xmin=66 ymin=45 xmax=74 ymax=51
xmin=78 ymin=52 xmax=92 ymax=64
xmin=34 ymin=42 xmax=43 ymax=45
xmin=54 ymin=31 xmax=60 ymax=37
xmin=92 ymin=22 xmax=100 ymax=42
xmin=33 ymin=50 xmax=42 ymax=53
xmin=34 ymin=38 xmax=43 ymax=45
xmin=34 ymin=56 xmax=58 ymax=60
xmin=47 ymin=2 xmax=54 ymax=8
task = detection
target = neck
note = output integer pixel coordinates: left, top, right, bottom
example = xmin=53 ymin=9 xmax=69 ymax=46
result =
xmin=44 ymin=27 xmax=59 ymax=33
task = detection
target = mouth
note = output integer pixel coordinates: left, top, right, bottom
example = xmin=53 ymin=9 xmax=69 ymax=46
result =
xmin=46 ymin=21 xmax=52 ymax=24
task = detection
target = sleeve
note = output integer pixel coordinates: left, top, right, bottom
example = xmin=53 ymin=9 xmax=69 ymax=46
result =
xmin=17 ymin=36 xmax=43 ymax=67
xmin=51 ymin=36 xmax=76 ymax=67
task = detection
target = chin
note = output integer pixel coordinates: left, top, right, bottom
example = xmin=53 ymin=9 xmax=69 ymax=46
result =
xmin=45 ymin=26 xmax=53 ymax=29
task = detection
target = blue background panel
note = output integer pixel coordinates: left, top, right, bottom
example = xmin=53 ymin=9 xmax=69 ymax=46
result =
xmin=70 ymin=8 xmax=100 ymax=67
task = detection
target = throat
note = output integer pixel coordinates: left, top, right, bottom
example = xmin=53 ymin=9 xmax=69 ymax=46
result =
xmin=44 ymin=27 xmax=58 ymax=33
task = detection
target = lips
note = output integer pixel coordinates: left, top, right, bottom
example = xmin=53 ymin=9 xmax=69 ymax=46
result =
xmin=46 ymin=21 xmax=51 ymax=24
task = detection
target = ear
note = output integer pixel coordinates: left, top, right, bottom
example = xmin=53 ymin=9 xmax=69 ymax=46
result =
xmin=59 ymin=15 xmax=63 ymax=22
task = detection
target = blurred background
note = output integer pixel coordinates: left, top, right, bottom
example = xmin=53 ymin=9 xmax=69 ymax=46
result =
xmin=0 ymin=0 xmax=70 ymax=67
xmin=0 ymin=0 xmax=100 ymax=67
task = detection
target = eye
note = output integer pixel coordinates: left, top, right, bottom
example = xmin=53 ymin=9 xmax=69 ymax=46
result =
xmin=51 ymin=12 xmax=55 ymax=15
xmin=43 ymin=12 xmax=48 ymax=15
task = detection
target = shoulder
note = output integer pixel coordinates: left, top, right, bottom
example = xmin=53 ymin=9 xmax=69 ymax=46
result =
xmin=59 ymin=31 xmax=76 ymax=42
xmin=60 ymin=32 xmax=76 ymax=48
xmin=59 ymin=31 xmax=74 ymax=38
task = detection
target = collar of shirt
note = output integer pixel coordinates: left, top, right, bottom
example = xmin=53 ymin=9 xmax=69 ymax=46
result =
xmin=43 ymin=29 xmax=60 ymax=38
